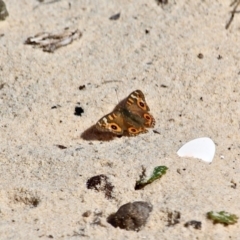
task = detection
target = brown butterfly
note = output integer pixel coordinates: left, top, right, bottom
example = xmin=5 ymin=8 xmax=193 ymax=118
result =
xmin=96 ymin=90 xmax=155 ymax=136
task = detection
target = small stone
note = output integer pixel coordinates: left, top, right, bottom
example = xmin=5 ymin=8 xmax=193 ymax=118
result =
xmin=109 ymin=12 xmax=120 ymax=20
xmin=197 ymin=53 xmax=204 ymax=59
xmin=82 ymin=210 xmax=91 ymax=217
xmin=108 ymin=201 xmax=153 ymax=231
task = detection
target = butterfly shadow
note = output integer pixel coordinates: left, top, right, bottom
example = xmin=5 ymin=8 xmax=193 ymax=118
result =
xmin=81 ymin=125 xmax=119 ymax=141
xmin=81 ymin=98 xmax=127 ymax=141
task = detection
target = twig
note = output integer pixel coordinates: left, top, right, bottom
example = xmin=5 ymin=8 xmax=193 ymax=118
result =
xmin=226 ymin=0 xmax=240 ymax=29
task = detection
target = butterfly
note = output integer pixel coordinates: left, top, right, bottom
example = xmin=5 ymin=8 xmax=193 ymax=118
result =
xmin=96 ymin=90 xmax=155 ymax=136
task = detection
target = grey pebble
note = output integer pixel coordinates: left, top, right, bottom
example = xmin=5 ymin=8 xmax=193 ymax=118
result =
xmin=108 ymin=201 xmax=153 ymax=231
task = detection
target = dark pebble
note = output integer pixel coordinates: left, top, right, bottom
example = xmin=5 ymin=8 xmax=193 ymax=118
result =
xmin=108 ymin=201 xmax=152 ymax=231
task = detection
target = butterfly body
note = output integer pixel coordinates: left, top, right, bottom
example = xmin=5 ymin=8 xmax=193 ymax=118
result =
xmin=96 ymin=90 xmax=155 ymax=136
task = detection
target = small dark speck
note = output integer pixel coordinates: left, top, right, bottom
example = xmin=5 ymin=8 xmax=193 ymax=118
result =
xmin=51 ymin=105 xmax=61 ymax=109
xmin=179 ymin=114 xmax=182 ymax=117
xmin=56 ymin=145 xmax=67 ymax=149
xmin=146 ymin=62 xmax=152 ymax=65
xmin=217 ymin=55 xmax=223 ymax=60
xmin=109 ymin=12 xmax=120 ymax=20
xmin=156 ymin=0 xmax=168 ymax=5
xmin=48 ymin=235 xmax=53 ymax=239
xmin=153 ymin=130 xmax=160 ymax=134
xmin=161 ymin=84 xmax=168 ymax=88
xmin=145 ymin=29 xmax=150 ymax=34
xmin=197 ymin=53 xmax=204 ymax=59
xmin=200 ymin=97 xmax=203 ymax=101
xmin=74 ymin=106 xmax=84 ymax=116
xmin=83 ymin=210 xmax=91 ymax=217
xmin=79 ymin=85 xmax=86 ymax=90
xmin=228 ymin=147 xmax=231 ymax=150
xmin=0 ymin=33 xmax=4 ymax=37
xmin=0 ymin=83 xmax=5 ymax=89
xmin=231 ymin=180 xmax=237 ymax=189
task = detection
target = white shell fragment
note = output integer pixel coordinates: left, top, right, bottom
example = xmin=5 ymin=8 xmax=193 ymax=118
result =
xmin=177 ymin=137 xmax=215 ymax=163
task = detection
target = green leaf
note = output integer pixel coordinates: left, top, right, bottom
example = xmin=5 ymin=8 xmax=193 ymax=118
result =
xmin=207 ymin=211 xmax=238 ymax=225
xmin=135 ymin=166 xmax=168 ymax=190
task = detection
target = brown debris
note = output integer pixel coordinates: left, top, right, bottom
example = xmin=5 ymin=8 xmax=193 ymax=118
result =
xmin=25 ymin=28 xmax=82 ymax=53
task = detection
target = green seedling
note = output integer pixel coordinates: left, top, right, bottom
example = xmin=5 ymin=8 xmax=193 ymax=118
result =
xmin=135 ymin=166 xmax=168 ymax=190
xmin=207 ymin=211 xmax=238 ymax=225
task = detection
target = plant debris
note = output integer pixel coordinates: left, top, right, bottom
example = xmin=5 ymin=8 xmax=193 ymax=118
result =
xmin=0 ymin=0 xmax=9 ymax=20
xmin=167 ymin=211 xmax=181 ymax=226
xmin=135 ymin=166 xmax=168 ymax=190
xmin=207 ymin=211 xmax=238 ymax=225
xmin=86 ymin=174 xmax=114 ymax=199
xmin=226 ymin=0 xmax=240 ymax=29
xmin=184 ymin=220 xmax=202 ymax=230
xmin=25 ymin=28 xmax=82 ymax=53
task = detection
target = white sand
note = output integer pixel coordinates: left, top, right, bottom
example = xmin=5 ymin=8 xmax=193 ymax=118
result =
xmin=1 ymin=0 xmax=240 ymax=239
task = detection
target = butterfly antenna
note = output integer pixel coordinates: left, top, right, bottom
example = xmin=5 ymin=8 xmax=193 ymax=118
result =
xmin=115 ymin=88 xmax=119 ymax=103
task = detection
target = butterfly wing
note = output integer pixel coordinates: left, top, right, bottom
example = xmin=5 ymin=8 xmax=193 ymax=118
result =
xmin=125 ymin=90 xmax=155 ymax=128
xmin=96 ymin=90 xmax=155 ymax=137
xmin=96 ymin=108 xmax=149 ymax=136
xmin=96 ymin=110 xmax=125 ymax=135
xmin=119 ymin=108 xmax=148 ymax=136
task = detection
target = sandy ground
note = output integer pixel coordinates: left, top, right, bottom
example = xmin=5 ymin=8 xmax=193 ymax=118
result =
xmin=1 ymin=0 xmax=240 ymax=239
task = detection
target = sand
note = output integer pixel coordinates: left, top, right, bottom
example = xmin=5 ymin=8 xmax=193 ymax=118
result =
xmin=1 ymin=0 xmax=240 ymax=239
